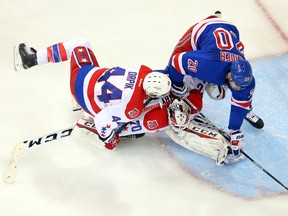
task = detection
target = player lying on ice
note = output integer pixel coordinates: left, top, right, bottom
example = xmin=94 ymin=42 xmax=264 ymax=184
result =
xmin=15 ymin=38 xmax=244 ymax=165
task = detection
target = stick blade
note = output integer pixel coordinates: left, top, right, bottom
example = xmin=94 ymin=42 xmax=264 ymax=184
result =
xmin=13 ymin=45 xmax=23 ymax=71
xmin=4 ymin=143 xmax=27 ymax=184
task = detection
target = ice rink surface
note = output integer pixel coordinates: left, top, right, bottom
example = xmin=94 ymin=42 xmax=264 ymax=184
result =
xmin=0 ymin=0 xmax=288 ymax=215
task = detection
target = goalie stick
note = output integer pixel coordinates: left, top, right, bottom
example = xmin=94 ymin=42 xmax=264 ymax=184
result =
xmin=4 ymin=127 xmax=73 ymax=184
xmin=183 ymin=98 xmax=288 ymax=191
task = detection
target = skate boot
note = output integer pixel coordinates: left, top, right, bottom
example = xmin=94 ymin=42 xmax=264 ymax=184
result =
xmin=245 ymin=109 xmax=264 ymax=129
xmin=15 ymin=43 xmax=38 ymax=70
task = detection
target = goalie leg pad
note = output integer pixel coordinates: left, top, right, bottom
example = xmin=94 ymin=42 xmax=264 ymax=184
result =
xmin=165 ymin=120 xmax=229 ymax=166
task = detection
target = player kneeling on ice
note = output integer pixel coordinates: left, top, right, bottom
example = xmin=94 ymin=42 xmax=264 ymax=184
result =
xmin=165 ymin=98 xmax=245 ymax=165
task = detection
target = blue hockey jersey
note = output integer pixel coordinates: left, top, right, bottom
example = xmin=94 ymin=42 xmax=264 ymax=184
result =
xmin=167 ymin=16 xmax=255 ymax=130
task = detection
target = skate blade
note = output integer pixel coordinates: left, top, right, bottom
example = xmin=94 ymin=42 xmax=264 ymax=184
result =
xmin=13 ymin=45 xmax=23 ymax=71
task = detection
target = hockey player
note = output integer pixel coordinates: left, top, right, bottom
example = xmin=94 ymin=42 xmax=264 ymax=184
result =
xmin=165 ymin=12 xmax=264 ymax=161
xmin=15 ymin=39 xmax=174 ymax=150
xmin=15 ymin=39 xmax=205 ymax=150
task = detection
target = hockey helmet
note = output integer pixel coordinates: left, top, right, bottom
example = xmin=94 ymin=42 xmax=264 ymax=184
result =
xmin=143 ymin=72 xmax=171 ymax=98
xmin=167 ymin=99 xmax=191 ymax=133
xmin=230 ymin=59 xmax=253 ymax=88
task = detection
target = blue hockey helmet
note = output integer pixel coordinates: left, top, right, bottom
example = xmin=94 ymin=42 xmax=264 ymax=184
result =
xmin=230 ymin=59 xmax=253 ymax=88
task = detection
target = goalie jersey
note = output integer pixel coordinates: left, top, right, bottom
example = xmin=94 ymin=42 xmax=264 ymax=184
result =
xmin=166 ymin=15 xmax=255 ymax=130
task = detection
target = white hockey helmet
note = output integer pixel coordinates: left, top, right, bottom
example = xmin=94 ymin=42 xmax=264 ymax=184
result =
xmin=143 ymin=72 xmax=171 ymax=98
xmin=167 ymin=99 xmax=191 ymax=133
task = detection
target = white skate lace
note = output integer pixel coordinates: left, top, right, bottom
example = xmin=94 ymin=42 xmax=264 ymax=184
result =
xmin=23 ymin=43 xmax=35 ymax=55
xmin=245 ymin=111 xmax=259 ymax=123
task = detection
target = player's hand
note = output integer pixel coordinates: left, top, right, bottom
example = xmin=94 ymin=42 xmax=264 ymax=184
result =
xmin=171 ymin=83 xmax=189 ymax=98
xmin=229 ymin=129 xmax=244 ymax=155
xmin=104 ymin=131 xmax=120 ymax=150
xmin=205 ymin=83 xmax=226 ymax=100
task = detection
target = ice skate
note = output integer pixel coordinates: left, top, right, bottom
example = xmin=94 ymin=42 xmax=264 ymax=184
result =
xmin=14 ymin=43 xmax=38 ymax=71
xmin=214 ymin=10 xmax=222 ymax=18
xmin=245 ymin=109 xmax=264 ymax=129
xmin=71 ymin=97 xmax=82 ymax=112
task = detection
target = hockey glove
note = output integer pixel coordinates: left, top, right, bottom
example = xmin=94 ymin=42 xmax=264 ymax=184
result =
xmin=229 ymin=129 xmax=244 ymax=155
xmin=104 ymin=131 xmax=120 ymax=150
xmin=171 ymin=83 xmax=189 ymax=98
xmin=205 ymin=83 xmax=226 ymax=100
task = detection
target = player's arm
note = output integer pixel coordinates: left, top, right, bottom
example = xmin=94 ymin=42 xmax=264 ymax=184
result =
xmin=93 ymin=103 xmax=132 ymax=149
xmin=228 ymin=79 xmax=255 ymax=130
xmin=167 ymin=52 xmax=194 ymax=98
xmin=226 ymin=80 xmax=254 ymax=157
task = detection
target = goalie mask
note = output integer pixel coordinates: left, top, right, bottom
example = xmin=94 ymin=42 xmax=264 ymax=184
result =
xmin=167 ymin=99 xmax=191 ymax=133
xmin=143 ymin=72 xmax=171 ymax=98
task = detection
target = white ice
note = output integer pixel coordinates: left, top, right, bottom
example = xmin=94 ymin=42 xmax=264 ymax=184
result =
xmin=0 ymin=0 xmax=288 ymax=216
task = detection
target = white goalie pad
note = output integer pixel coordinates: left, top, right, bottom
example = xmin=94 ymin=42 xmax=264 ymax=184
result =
xmin=71 ymin=118 xmax=106 ymax=149
xmin=165 ymin=118 xmax=229 ymax=166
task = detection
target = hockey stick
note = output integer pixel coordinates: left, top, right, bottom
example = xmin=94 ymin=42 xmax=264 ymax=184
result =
xmin=4 ymin=97 xmax=154 ymax=184
xmin=4 ymin=127 xmax=73 ymax=184
xmin=183 ymin=98 xmax=288 ymax=191
xmin=240 ymin=151 xmax=288 ymax=190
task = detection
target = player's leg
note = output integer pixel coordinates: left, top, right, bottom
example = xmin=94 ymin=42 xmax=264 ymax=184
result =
xmin=15 ymin=38 xmax=92 ymax=70
xmin=70 ymin=44 xmax=101 ymax=116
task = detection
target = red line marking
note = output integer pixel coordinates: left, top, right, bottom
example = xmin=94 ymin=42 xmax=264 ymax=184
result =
xmin=254 ymin=0 xmax=288 ymax=45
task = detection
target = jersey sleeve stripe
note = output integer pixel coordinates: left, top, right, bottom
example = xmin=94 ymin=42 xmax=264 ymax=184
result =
xmin=231 ymin=97 xmax=251 ymax=110
xmin=172 ymin=52 xmax=186 ymax=75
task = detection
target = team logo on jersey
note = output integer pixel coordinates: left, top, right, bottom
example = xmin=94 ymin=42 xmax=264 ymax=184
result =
xmin=147 ymin=120 xmax=159 ymax=129
xmin=128 ymin=108 xmax=140 ymax=118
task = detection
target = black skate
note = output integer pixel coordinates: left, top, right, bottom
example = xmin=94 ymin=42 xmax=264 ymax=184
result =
xmin=14 ymin=43 xmax=38 ymax=71
xmin=245 ymin=109 xmax=264 ymax=129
